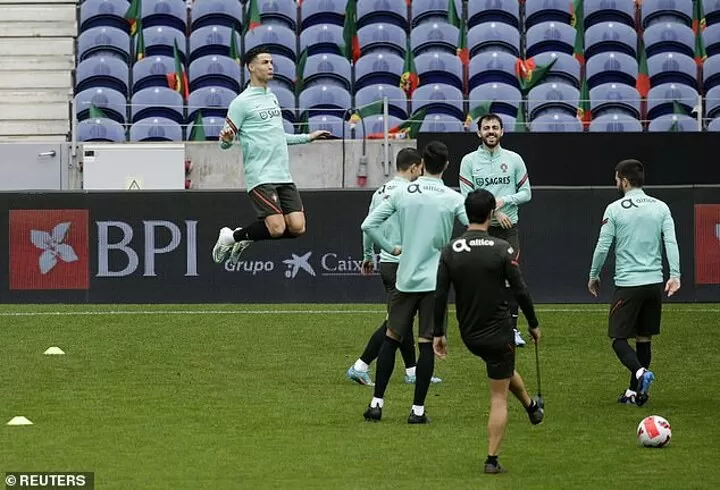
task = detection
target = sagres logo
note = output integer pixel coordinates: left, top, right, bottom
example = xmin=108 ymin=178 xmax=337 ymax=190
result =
xmin=9 ymin=210 xmax=90 ymax=290
xmin=283 ymin=252 xmax=316 ymax=279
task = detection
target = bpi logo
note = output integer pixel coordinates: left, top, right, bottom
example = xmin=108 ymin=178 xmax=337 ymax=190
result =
xmin=9 ymin=210 xmax=90 ymax=290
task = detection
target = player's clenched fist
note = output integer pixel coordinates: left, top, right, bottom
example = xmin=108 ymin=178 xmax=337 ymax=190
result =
xmin=219 ymin=127 xmax=235 ymax=143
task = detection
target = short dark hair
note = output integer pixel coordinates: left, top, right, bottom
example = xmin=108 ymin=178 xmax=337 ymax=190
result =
xmin=465 ymin=189 xmax=496 ymax=225
xmin=615 ymin=159 xmax=644 ymax=187
xmin=396 ymin=148 xmax=421 ymax=171
xmin=244 ymin=46 xmax=271 ymax=67
xmin=477 ymin=113 xmax=504 ymax=130
xmin=421 ymin=141 xmax=449 ymax=175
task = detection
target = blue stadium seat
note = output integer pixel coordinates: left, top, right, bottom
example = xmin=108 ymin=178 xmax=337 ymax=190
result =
xmin=644 ymin=22 xmax=695 ymax=58
xmin=132 ymin=55 xmax=175 ymax=92
xmin=648 ymin=52 xmax=697 ymax=89
xmin=354 ymin=52 xmax=404 ymax=89
xmin=357 ymin=0 xmax=407 ymax=29
xmin=467 ymin=113 xmax=517 ymax=132
xmin=588 ymin=113 xmax=643 ymax=132
xmin=589 ymin=82 xmax=642 ymax=118
xmin=708 ymin=117 xmax=720 ymax=131
xmin=301 ymin=0 xmax=347 ymax=29
xmin=527 ymin=82 xmax=580 ymax=119
xmin=244 ymin=55 xmax=296 ymax=91
xmin=130 ymin=117 xmax=183 ymax=141
xmin=586 ymin=51 xmax=638 ymax=88
xmin=302 ymin=53 xmax=352 ymax=90
xmin=189 ymin=26 xmax=240 ymax=62
xmin=411 ymin=21 xmax=460 ymax=56
xmin=352 ymin=114 xmax=403 ymax=138
xmin=358 ymin=23 xmax=406 ymax=57
xmin=530 ymin=113 xmax=583 ymax=132
xmin=648 ymin=113 xmax=699 ymax=131
xmin=77 ymin=118 xmax=127 ymax=142
xmin=259 ymin=0 xmax=298 ymax=30
xmin=75 ymin=56 xmax=129 ymax=96
xmin=187 ymin=86 xmax=237 ymax=120
xmin=411 ymin=83 xmax=464 ymax=120
xmin=190 ymin=0 xmax=243 ymax=31
xmin=412 ymin=0 xmax=456 ymax=27
xmin=244 ymin=24 xmax=297 ymax=61
xmin=641 ymin=0 xmax=693 ymax=28
xmin=708 ymin=0 xmax=720 ymax=27
xmin=415 ymin=52 xmax=463 ymax=90
xmin=704 ymin=23 xmax=720 ymax=57
xmin=525 ymin=0 xmax=572 ymax=29
xmin=299 ymin=85 xmax=351 ymax=118
xmin=74 ymin=87 xmax=127 ymax=124
xmin=468 ymin=82 xmax=522 ymax=118
xmin=77 ymin=26 xmax=130 ymax=62
xmin=705 ymin=85 xmax=720 ymax=119
xmin=300 ymin=24 xmax=345 ymax=56
xmin=143 ymin=26 xmax=187 ymax=61
xmin=585 ymin=0 xmax=635 ymax=28
xmin=584 ymin=21 xmax=637 ymax=59
xmin=469 ymin=51 xmax=520 ymax=90
xmin=131 ymin=86 xmax=184 ymax=123
xmin=187 ymin=115 xmax=225 ymax=140
xmin=141 ymin=0 xmax=187 ymax=32
xmin=468 ymin=22 xmax=521 ymax=57
xmin=647 ymin=83 xmax=699 ymax=119
xmin=355 ymin=84 xmax=408 ymax=119
xmin=284 ymin=118 xmax=295 ymax=134
xmin=189 ymin=55 xmax=241 ymax=92
xmin=268 ymin=84 xmax=297 ymax=122
xmin=532 ymin=51 xmax=582 ymax=88
xmin=80 ymin=0 xmax=131 ymax=33
xmin=526 ymin=21 xmax=577 ymax=58
xmin=419 ymin=114 xmax=465 ymax=133
xmin=307 ymin=115 xmax=344 ymax=135
xmin=703 ymin=54 xmax=720 ymax=91
xmin=468 ymin=0 xmax=519 ymax=29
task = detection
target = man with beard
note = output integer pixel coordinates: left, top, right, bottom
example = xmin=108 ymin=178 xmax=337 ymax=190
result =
xmin=459 ymin=113 xmax=532 ymax=347
xmin=588 ymin=159 xmax=681 ymax=407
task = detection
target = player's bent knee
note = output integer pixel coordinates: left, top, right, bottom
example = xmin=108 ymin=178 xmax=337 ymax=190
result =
xmin=265 ymin=218 xmax=286 ymax=237
xmin=287 ymin=222 xmax=305 ymax=236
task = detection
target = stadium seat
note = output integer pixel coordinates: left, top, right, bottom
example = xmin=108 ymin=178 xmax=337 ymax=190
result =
xmin=524 ymin=0 xmax=572 ymax=29
xmin=187 ymin=115 xmax=225 ymax=140
xmin=302 ymin=53 xmax=352 ymax=90
xmin=130 ymin=86 xmax=184 ymax=124
xmin=299 ymin=85 xmax=351 ymax=118
xmin=526 ymin=21 xmax=577 ymax=58
xmin=532 ymin=51 xmax=582 ymax=88
xmin=130 ymin=117 xmax=183 ymax=141
xmin=141 ymin=0 xmax=187 ymax=32
xmin=419 ymin=114 xmax=465 ymax=133
xmin=468 ymin=0 xmax=519 ymax=29
xmin=301 ymin=0 xmax=347 ymax=29
xmin=584 ymin=0 xmax=635 ymax=29
xmin=647 ymin=52 xmax=697 ymax=89
xmin=77 ymin=26 xmax=131 ymax=62
xmin=410 ymin=21 xmax=460 ymax=57
xmin=74 ymin=87 xmax=127 ymax=124
xmin=641 ymin=0 xmax=693 ymax=28
xmin=354 ymin=52 xmax=404 ymax=89
xmin=187 ymin=86 xmax=237 ymax=120
xmin=707 ymin=1 xmax=720 ymax=27
xmin=644 ymin=22 xmax=695 ymax=58
xmin=75 ymin=56 xmax=129 ymax=96
xmin=704 ymin=85 xmax=720 ymax=119
xmin=80 ymin=0 xmax=131 ymax=33
xmin=267 ymin=84 xmax=297 ymax=122
xmin=468 ymin=82 xmax=522 ymax=118
xmin=77 ymin=118 xmax=127 ymax=142
xmin=586 ymin=51 xmax=638 ymax=88
xmin=648 ymin=113 xmax=699 ymax=131
xmin=189 ymin=26 xmax=240 ymax=63
xmin=647 ymin=83 xmax=699 ymax=119
xmin=352 ymin=114 xmax=403 ymax=138
xmin=588 ymin=113 xmax=643 ymax=132
xmin=468 ymin=22 xmax=521 ymax=57
xmin=284 ymin=118 xmax=295 ymax=134
xmin=244 ymin=24 xmax=297 ymax=61
xmin=704 ymin=24 xmax=720 ymax=57
xmin=530 ymin=113 xmax=583 ymax=132
xmin=527 ymin=82 xmax=580 ymax=119
xmin=467 ymin=113 xmax=517 ymax=132
xmin=307 ymin=115 xmax=345 ymax=135
xmin=189 ymin=55 xmax=241 ymax=92
xmin=259 ymin=0 xmax=298 ymax=30
xmin=354 ymin=84 xmax=408 ymax=119
xmin=707 ymin=117 xmax=720 ymax=131
xmin=703 ymin=54 xmax=720 ymax=91
xmin=415 ymin=52 xmax=463 ymax=90
xmin=589 ymin=82 xmax=642 ymax=118
xmin=143 ymin=26 xmax=187 ymax=61
xmin=300 ymin=24 xmax=345 ymax=56
xmin=412 ymin=0 xmax=456 ymax=27
xmin=132 ymin=55 xmax=175 ymax=92
xmin=358 ymin=23 xmax=407 ymax=57
xmin=190 ymin=0 xmax=243 ymax=31
xmin=244 ymin=55 xmax=296 ymax=91
xmin=469 ymin=51 xmax=521 ymax=90
xmin=411 ymin=83 xmax=464 ymax=120
xmin=584 ymin=22 xmax=637 ymax=59
xmin=357 ymin=0 xmax=408 ymax=29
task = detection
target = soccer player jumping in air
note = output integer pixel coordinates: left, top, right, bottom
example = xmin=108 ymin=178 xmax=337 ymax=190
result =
xmin=212 ymin=46 xmax=329 ymax=265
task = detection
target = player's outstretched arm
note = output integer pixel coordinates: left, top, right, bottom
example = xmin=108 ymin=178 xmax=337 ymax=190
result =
xmin=285 ymin=130 xmax=331 ymax=145
xmin=661 ymin=204 xmax=681 ymax=296
xmin=588 ymin=206 xmax=616 ymax=294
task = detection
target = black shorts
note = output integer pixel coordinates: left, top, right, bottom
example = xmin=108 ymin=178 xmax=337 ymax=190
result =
xmin=465 ymin=341 xmax=516 ymax=380
xmin=488 ymin=225 xmax=520 ymax=261
xmin=249 ymin=183 xmax=304 ymax=218
xmin=379 ymin=262 xmax=398 ymax=313
xmin=608 ymin=283 xmax=663 ymax=339
xmin=387 ymin=290 xmax=434 ymax=341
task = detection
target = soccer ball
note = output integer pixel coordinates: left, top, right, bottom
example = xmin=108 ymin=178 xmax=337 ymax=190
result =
xmin=637 ymin=415 xmax=672 ymax=448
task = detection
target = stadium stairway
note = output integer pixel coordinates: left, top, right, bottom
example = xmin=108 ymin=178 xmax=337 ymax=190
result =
xmin=0 ymin=0 xmax=76 ymax=141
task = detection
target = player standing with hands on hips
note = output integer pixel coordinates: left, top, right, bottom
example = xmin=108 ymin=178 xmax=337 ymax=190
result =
xmin=459 ymin=113 xmax=532 ymax=347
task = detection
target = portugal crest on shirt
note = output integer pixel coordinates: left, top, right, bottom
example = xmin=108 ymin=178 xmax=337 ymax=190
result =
xmin=500 ymin=163 xmax=508 ymax=173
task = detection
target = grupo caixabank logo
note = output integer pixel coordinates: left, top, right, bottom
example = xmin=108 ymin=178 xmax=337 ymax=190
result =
xmin=695 ymin=204 xmax=720 ymax=285
xmin=9 ymin=210 xmax=90 ymax=290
